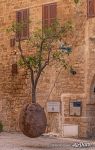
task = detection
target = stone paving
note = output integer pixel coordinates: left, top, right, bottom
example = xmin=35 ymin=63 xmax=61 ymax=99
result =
xmin=0 ymin=132 xmax=95 ymax=150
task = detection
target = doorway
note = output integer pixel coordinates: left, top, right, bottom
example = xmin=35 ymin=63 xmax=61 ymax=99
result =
xmin=86 ymin=76 xmax=95 ymax=138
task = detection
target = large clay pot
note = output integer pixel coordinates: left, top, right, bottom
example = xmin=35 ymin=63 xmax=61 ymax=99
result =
xmin=19 ymin=103 xmax=47 ymax=138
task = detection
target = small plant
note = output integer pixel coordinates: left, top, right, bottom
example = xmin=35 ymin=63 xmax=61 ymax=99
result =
xmin=0 ymin=121 xmax=3 ymax=132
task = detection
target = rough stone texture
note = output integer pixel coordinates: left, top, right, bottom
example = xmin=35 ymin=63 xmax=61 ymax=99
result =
xmin=19 ymin=103 xmax=47 ymax=138
xmin=0 ymin=0 xmax=94 ymax=138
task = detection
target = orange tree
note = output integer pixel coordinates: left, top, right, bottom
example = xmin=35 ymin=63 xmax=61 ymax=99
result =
xmin=7 ymin=0 xmax=78 ymax=138
xmin=8 ymin=21 xmax=75 ymax=104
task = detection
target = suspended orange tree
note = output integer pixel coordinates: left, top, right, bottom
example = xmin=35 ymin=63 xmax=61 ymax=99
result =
xmin=7 ymin=0 xmax=78 ymax=138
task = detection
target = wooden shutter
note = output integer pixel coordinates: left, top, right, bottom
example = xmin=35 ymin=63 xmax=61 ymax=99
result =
xmin=42 ymin=3 xmax=57 ymax=29
xmin=87 ymin=0 xmax=95 ymax=17
xmin=16 ymin=11 xmax=22 ymax=39
xmin=50 ymin=3 xmax=57 ymax=26
xmin=22 ymin=9 xmax=29 ymax=38
xmin=42 ymin=4 xmax=49 ymax=28
xmin=16 ymin=8 xmax=29 ymax=40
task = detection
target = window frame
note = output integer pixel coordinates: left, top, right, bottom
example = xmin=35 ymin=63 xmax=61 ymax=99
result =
xmin=16 ymin=8 xmax=29 ymax=41
xmin=87 ymin=0 xmax=95 ymax=18
xmin=42 ymin=2 xmax=57 ymax=29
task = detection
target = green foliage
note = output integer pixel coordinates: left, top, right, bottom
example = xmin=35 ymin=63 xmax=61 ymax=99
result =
xmin=7 ymin=22 xmax=26 ymax=33
xmin=74 ymin=0 xmax=80 ymax=4
xmin=0 ymin=121 xmax=3 ymax=132
xmin=18 ymin=58 xmax=25 ymax=66
xmin=52 ymin=51 xmax=71 ymax=70
xmin=8 ymin=18 xmax=76 ymax=96
xmin=16 ymin=20 xmax=73 ymax=72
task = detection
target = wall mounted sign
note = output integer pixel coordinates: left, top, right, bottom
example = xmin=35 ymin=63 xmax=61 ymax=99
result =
xmin=69 ymin=100 xmax=82 ymax=116
xmin=47 ymin=101 xmax=61 ymax=113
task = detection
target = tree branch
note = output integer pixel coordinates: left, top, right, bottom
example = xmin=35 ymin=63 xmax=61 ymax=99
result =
xmin=18 ymin=38 xmax=35 ymax=87
xmin=34 ymin=47 xmax=51 ymax=88
xmin=34 ymin=61 xmax=48 ymax=88
xmin=38 ymin=38 xmax=45 ymax=69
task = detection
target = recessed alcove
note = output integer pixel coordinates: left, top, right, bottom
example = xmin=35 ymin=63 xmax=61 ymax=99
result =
xmin=90 ymin=75 xmax=95 ymax=104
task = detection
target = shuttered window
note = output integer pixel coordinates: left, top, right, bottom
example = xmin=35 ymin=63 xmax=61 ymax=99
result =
xmin=16 ymin=8 xmax=29 ymax=40
xmin=42 ymin=3 xmax=57 ymax=29
xmin=87 ymin=0 xmax=95 ymax=17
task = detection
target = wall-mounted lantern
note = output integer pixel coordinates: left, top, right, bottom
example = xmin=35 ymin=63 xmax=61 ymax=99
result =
xmin=10 ymin=38 xmax=15 ymax=47
xmin=12 ymin=63 xmax=18 ymax=75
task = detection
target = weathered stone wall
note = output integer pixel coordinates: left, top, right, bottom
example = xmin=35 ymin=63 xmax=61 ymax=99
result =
xmin=0 ymin=0 xmax=94 ymax=138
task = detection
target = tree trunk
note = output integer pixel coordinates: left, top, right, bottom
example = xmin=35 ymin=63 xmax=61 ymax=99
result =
xmin=32 ymin=86 xmax=36 ymax=103
xmin=30 ymin=70 xmax=36 ymax=104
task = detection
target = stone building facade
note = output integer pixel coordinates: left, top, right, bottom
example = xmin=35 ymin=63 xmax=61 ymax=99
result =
xmin=0 ymin=0 xmax=95 ymax=138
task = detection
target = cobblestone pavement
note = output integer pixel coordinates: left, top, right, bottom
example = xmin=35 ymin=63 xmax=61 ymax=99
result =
xmin=0 ymin=132 xmax=95 ymax=150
